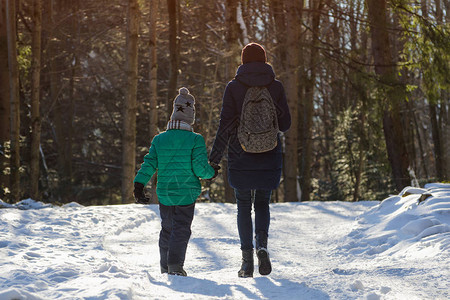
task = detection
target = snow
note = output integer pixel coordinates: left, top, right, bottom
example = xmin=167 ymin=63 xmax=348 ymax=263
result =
xmin=0 ymin=184 xmax=449 ymax=299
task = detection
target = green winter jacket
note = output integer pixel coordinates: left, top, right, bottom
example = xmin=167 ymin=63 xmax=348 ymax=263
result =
xmin=134 ymin=129 xmax=215 ymax=206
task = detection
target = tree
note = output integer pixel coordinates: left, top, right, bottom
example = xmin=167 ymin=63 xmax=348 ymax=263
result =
xmin=283 ymin=0 xmax=302 ymax=201
xmin=148 ymin=0 xmax=159 ymax=203
xmin=0 ymin=0 xmax=10 ymax=199
xmin=412 ymin=0 xmax=449 ymax=181
xmin=149 ymin=0 xmax=158 ymax=139
xmin=300 ymin=0 xmax=324 ymax=201
xmin=47 ymin=1 xmax=75 ymax=203
xmin=367 ymin=0 xmax=411 ymax=191
xmin=223 ymin=0 xmax=239 ymax=203
xmin=30 ymin=0 xmax=42 ymax=200
xmin=166 ymin=0 xmax=179 ymax=117
xmin=121 ymin=0 xmax=140 ymax=203
xmin=6 ymin=0 xmax=20 ymax=202
xmin=0 ymin=0 xmax=9 ymax=142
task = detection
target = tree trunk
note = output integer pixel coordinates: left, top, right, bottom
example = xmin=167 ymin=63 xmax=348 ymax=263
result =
xmin=6 ymin=0 xmax=20 ymax=202
xmin=237 ymin=2 xmax=248 ymax=45
xmin=353 ymin=108 xmax=366 ymax=202
xmin=223 ymin=0 xmax=238 ymax=203
xmin=149 ymin=0 xmax=158 ymax=139
xmin=196 ymin=0 xmax=208 ymax=139
xmin=435 ymin=0 xmax=443 ymax=23
xmin=270 ymin=0 xmax=287 ymax=201
xmin=30 ymin=0 xmax=42 ymax=200
xmin=367 ymin=0 xmax=410 ymax=191
xmin=394 ymin=7 xmax=416 ymax=183
xmin=437 ymin=0 xmax=449 ymax=180
xmin=270 ymin=0 xmax=286 ymax=72
xmin=427 ymin=0 xmax=445 ymax=181
xmin=351 ymin=0 xmax=366 ymax=202
xmin=47 ymin=0 xmax=61 ymax=201
xmin=301 ymin=0 xmax=322 ymax=201
xmin=435 ymin=0 xmax=449 ymax=180
xmin=167 ymin=0 xmax=178 ymax=117
xmin=148 ymin=0 xmax=158 ymax=203
xmin=0 ymin=0 xmax=9 ymax=142
xmin=121 ymin=0 xmax=140 ymax=203
xmin=284 ymin=0 xmax=302 ymax=201
xmin=442 ymin=94 xmax=450 ymax=180
xmin=225 ymin=0 xmax=238 ymax=65
xmin=412 ymin=102 xmax=429 ymax=179
xmin=429 ymin=102 xmax=444 ymax=180
xmin=66 ymin=2 xmax=78 ymax=200
xmin=0 ymin=0 xmax=10 ymax=199
xmin=50 ymin=2 xmax=74 ymax=203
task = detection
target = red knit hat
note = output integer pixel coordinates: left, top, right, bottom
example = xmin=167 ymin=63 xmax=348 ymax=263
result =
xmin=241 ymin=43 xmax=267 ymax=64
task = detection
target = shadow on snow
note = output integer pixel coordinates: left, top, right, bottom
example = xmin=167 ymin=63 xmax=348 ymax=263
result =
xmin=146 ymin=271 xmax=329 ymax=299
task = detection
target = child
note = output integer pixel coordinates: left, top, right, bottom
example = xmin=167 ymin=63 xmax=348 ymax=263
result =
xmin=133 ymin=87 xmax=217 ymax=276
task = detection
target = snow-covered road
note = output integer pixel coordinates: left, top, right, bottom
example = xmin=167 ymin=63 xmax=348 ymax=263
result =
xmin=1 ymin=183 xmax=449 ymax=299
xmin=105 ymin=202 xmax=372 ymax=300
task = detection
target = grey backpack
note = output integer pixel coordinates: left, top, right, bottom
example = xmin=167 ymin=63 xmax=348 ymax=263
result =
xmin=238 ymin=86 xmax=279 ymax=153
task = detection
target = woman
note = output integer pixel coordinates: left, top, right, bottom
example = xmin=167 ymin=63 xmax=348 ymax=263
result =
xmin=209 ymin=43 xmax=291 ymax=277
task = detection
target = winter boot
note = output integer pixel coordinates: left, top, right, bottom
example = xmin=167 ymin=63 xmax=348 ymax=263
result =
xmin=256 ymin=231 xmax=272 ymax=276
xmin=238 ymin=249 xmax=254 ymax=278
xmin=160 ymin=265 xmax=168 ymax=274
xmin=168 ymin=264 xmax=187 ymax=276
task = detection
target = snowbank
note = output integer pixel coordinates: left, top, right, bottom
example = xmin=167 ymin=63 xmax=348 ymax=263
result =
xmin=0 ymin=198 xmax=53 ymax=210
xmin=341 ymin=183 xmax=450 ymax=258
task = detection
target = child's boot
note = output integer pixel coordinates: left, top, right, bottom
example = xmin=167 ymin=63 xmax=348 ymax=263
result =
xmin=160 ymin=265 xmax=168 ymax=274
xmin=168 ymin=264 xmax=187 ymax=276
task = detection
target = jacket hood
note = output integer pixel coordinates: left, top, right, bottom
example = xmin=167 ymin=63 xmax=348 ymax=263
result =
xmin=235 ymin=62 xmax=275 ymax=86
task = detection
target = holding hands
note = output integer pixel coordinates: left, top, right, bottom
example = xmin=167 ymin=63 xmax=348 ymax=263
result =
xmin=209 ymin=162 xmax=221 ymax=180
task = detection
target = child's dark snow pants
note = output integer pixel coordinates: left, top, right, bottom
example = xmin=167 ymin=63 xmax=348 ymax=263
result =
xmin=158 ymin=203 xmax=195 ymax=270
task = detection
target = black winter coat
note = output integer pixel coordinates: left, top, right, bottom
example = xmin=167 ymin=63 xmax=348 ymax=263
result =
xmin=209 ymin=62 xmax=291 ymax=190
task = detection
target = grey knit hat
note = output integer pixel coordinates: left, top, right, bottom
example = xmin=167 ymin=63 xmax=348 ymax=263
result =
xmin=170 ymin=87 xmax=195 ymax=125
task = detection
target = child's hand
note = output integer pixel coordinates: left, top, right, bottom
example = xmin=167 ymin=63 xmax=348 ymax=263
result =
xmin=135 ymin=196 xmax=150 ymax=205
xmin=134 ymin=182 xmax=150 ymax=204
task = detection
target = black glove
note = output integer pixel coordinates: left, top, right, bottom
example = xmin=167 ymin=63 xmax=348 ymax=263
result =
xmin=134 ymin=182 xmax=150 ymax=204
xmin=209 ymin=162 xmax=221 ymax=180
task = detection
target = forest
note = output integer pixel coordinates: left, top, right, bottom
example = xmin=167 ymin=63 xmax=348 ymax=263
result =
xmin=0 ymin=0 xmax=449 ymax=205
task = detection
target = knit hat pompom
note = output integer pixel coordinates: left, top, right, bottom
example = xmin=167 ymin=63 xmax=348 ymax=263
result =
xmin=241 ymin=42 xmax=267 ymax=64
xmin=179 ymin=87 xmax=189 ymax=95
xmin=170 ymin=87 xmax=196 ymax=125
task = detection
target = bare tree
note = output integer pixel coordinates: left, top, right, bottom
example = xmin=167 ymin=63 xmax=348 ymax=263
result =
xmin=121 ymin=0 xmax=140 ymax=203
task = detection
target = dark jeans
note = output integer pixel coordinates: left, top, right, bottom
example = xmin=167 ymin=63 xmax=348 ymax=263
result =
xmin=159 ymin=202 xmax=195 ymax=269
xmin=235 ymin=189 xmax=272 ymax=250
